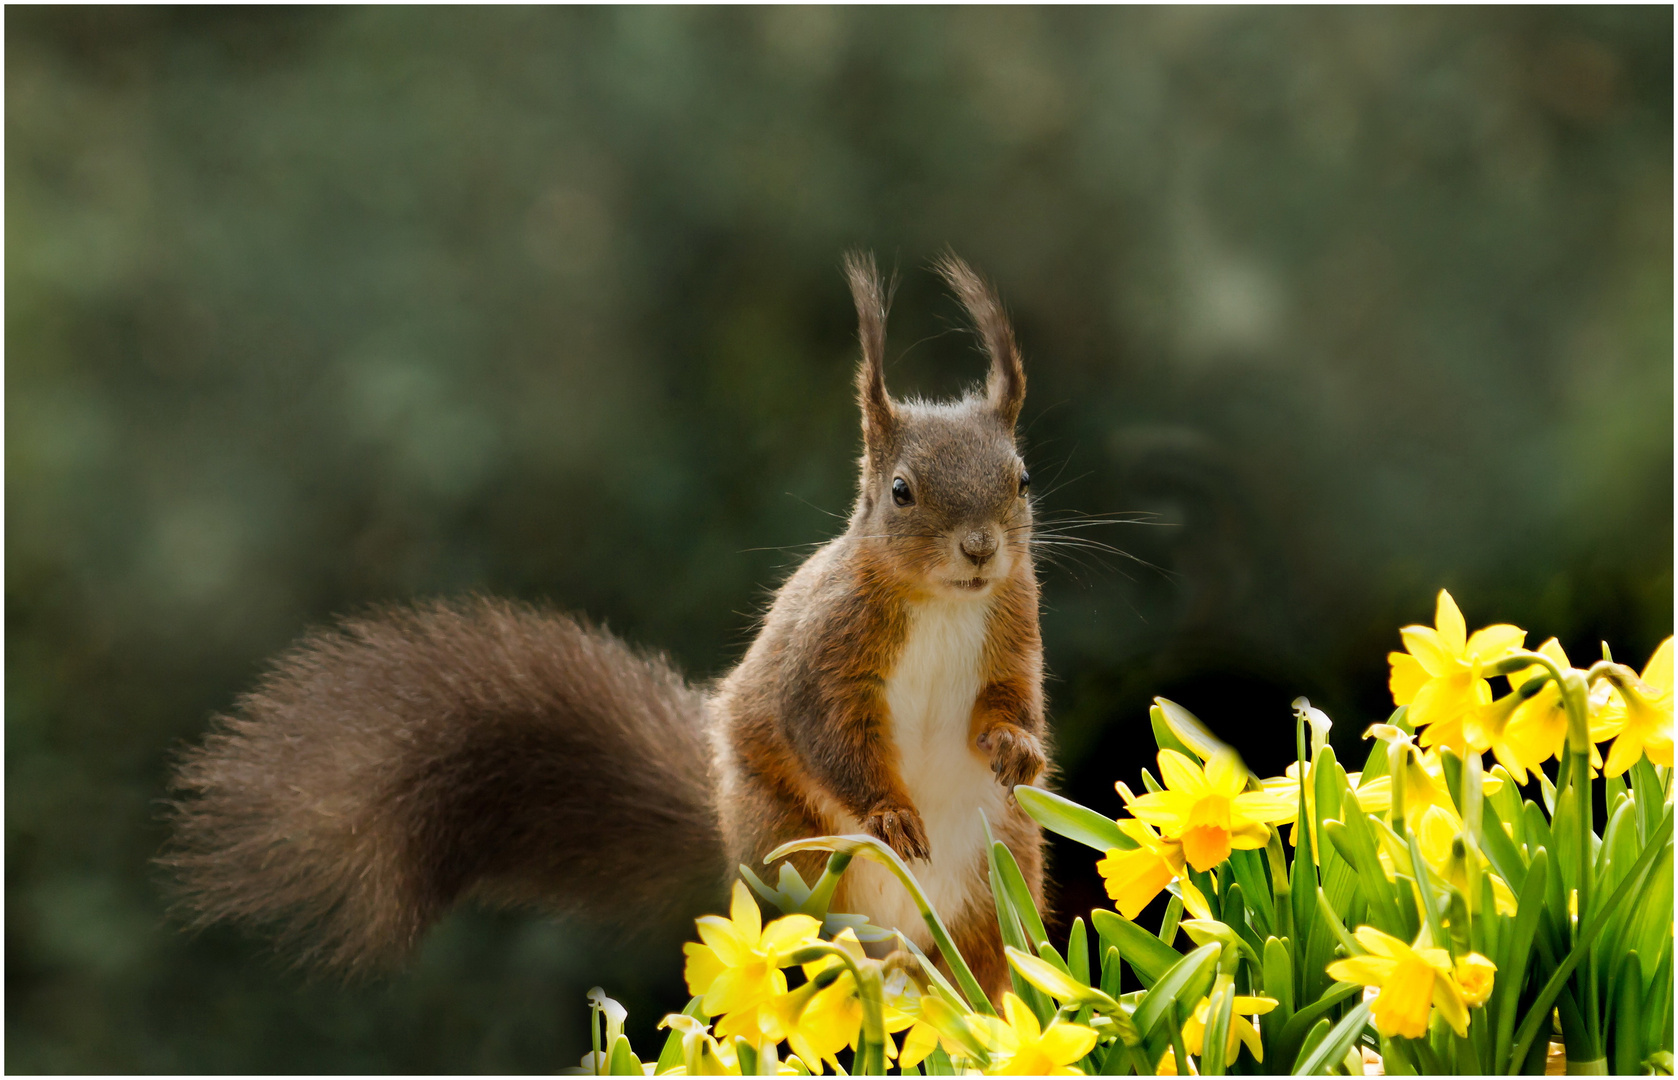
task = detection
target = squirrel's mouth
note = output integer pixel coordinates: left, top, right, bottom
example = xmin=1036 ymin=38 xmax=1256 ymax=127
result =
xmin=945 ymin=577 xmax=990 ymax=591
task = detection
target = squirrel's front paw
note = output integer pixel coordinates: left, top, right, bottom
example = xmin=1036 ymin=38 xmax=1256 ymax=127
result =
xmin=977 ymin=724 xmax=1047 ymax=789
xmin=863 ymin=804 xmax=930 ymax=862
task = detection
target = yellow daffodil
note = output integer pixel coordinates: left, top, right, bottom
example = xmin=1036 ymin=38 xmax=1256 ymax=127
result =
xmin=1181 ymin=992 xmax=1276 ymax=1064
xmin=879 ymin=969 xmax=941 ymax=1069
xmin=1388 ymin=590 xmax=1526 ymax=753
xmin=1594 ymin=637 xmax=1674 ymax=777
xmin=762 ymin=970 xmax=862 ymax=1073
xmin=683 ymin=881 xmax=822 ymax=1039
xmin=1454 ymin=952 xmax=1496 ymax=1008
xmin=1358 ymin=726 xmax=1463 ymax=832
xmin=979 ymin=992 xmax=1098 ymax=1075
xmin=1096 ymin=823 xmax=1180 ymax=920
xmin=1326 ymin=926 xmax=1470 ymax=1039
xmin=1404 ymin=805 xmax=1515 ymax=915
xmin=1097 ymin=787 xmax=1214 ymax=922
xmin=1154 ymin=1047 xmax=1197 ymax=1075
xmin=1498 ymin=639 xmax=1607 ymax=781
xmin=1125 ymin=749 xmax=1294 ymax=873
xmin=1260 ymin=760 xmax=1387 ymax=853
xmin=762 ymin=929 xmax=910 ymax=1072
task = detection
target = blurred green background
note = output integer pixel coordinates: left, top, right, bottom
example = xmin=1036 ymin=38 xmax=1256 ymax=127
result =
xmin=6 ymin=6 xmax=1671 ymax=1072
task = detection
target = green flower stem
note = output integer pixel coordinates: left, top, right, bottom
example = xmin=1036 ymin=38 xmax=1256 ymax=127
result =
xmin=801 ymin=852 xmax=853 ymax=919
xmin=1265 ymin=829 xmax=1292 ymax=944
xmin=787 ymin=942 xmax=887 ymax=1075
xmin=766 ymin=834 xmax=996 ymax=1016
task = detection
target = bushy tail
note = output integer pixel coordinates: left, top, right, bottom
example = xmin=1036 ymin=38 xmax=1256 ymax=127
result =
xmin=160 ymin=597 xmax=726 ymax=974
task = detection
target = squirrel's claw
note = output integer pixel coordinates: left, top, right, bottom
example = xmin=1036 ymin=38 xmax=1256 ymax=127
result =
xmin=979 ymin=724 xmax=1046 ymax=789
xmin=864 ymin=804 xmax=930 ymax=862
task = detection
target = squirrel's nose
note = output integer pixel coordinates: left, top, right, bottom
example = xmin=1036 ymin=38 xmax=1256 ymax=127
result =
xmin=960 ymin=530 xmax=998 ymax=566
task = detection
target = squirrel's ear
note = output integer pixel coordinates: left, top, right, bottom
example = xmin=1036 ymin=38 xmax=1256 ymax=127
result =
xmin=844 ymin=249 xmax=896 ymax=453
xmin=934 ymin=251 xmax=1025 ymax=431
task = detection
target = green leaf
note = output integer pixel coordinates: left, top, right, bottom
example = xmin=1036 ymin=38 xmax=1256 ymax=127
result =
xmin=1473 ymin=790 xmax=1529 ymax=892
xmin=1227 ymin=848 xmax=1274 ymax=937
xmin=654 ymin=997 xmax=706 ymax=1076
xmin=1321 ymin=816 xmax=1404 ymax=937
xmin=1152 ymin=697 xmax=1230 ymax=764
xmin=1508 ymin=808 xmax=1673 ymax=1071
xmin=1015 ymin=785 xmax=1134 ymax=852
xmin=1485 ymin=765 xmax=1526 ymax=848
xmin=607 ymin=1035 xmax=640 ymax=1076
xmin=1091 ymin=908 xmax=1186 ymax=988
xmin=1630 ymin=757 xmax=1664 ymax=844
xmin=732 ymin=1037 xmax=759 ymax=1077
xmin=892 ymin=933 xmax=973 ymax=1018
xmin=1313 ymin=886 xmax=1360 ymax=957
xmin=1612 ymin=950 xmax=1644 ymax=1076
xmin=1131 ymin=943 xmax=1220 ymax=1042
xmin=1201 ymin=979 xmax=1236 ymax=1075
xmin=1068 ymin=917 xmax=1091 ymax=987
xmin=1272 ymin=982 xmax=1361 ymax=1064
xmin=1157 ymin=894 xmax=1184 ymax=947
xmin=1291 ymin=1001 xmax=1373 ymax=1076
xmin=1005 ymin=946 xmax=1117 ymax=1009
xmin=1100 ymin=945 xmax=1123 ymax=1001
xmin=991 ymin=833 xmax=1049 ymax=946
xmin=1292 ymin=1017 xmax=1332 ymax=1075
xmin=1640 ymin=940 xmax=1672 ymax=1056
xmin=985 ymin=826 xmax=1054 ymax=1027
xmin=1263 ymin=936 xmax=1294 ymax=1023
xmin=765 ymin=833 xmax=995 ymax=1015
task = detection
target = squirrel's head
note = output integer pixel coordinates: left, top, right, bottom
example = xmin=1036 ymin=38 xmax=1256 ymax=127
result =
xmin=843 ymin=251 xmax=1031 ymax=599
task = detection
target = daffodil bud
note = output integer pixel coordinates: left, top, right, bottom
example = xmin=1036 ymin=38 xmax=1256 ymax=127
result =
xmin=1454 ymin=952 xmax=1496 ymax=1008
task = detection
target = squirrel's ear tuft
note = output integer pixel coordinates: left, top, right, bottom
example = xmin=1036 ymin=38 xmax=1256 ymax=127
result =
xmin=844 ymin=249 xmax=896 ymax=452
xmin=933 ymin=251 xmax=1024 ymax=431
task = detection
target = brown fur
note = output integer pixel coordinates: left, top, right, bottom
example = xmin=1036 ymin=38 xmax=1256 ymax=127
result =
xmin=162 ymin=599 xmax=725 ymax=973
xmin=162 ymin=252 xmax=1047 ymax=999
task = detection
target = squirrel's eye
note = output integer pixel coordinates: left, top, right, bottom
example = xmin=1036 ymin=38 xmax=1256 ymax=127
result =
xmin=1018 ymin=471 xmax=1031 ymax=496
xmin=892 ymin=477 xmax=913 ymax=506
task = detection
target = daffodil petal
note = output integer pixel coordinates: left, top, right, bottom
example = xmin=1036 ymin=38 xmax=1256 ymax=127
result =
xmin=1038 ymin=1022 xmax=1099 ymax=1064
xmin=1001 ymin=992 xmax=1041 ymax=1042
xmin=1389 ymin=652 xmax=1429 ymax=705
xmin=1353 ymin=925 xmax=1406 ymax=960
xmin=1643 ymin=637 xmax=1674 ymax=693
xmin=1432 ymin=973 xmax=1470 ymax=1037
xmin=1157 ymin=749 xmax=1206 ymax=795
xmin=1326 ymin=956 xmax=1395 ymax=986
xmin=1465 ymin=624 xmax=1525 ymax=662
xmin=1435 ymin=590 xmax=1467 ymax=654
xmin=684 ymin=942 xmax=727 ymax=998
xmin=1402 ymin=627 xmax=1456 ymax=679
xmin=760 ymin=914 xmax=822 ymax=956
xmin=696 ymin=916 xmax=754 ymax=968
xmin=729 ymin=880 xmax=762 ymax=942
xmin=1204 ymin=750 xmax=1245 ymax=797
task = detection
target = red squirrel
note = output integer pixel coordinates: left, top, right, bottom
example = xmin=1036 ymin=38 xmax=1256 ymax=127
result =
xmin=163 ymin=251 xmax=1048 ymax=1000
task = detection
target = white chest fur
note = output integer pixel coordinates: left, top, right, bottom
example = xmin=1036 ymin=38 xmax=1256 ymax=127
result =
xmin=832 ymin=594 xmax=1008 ymax=946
